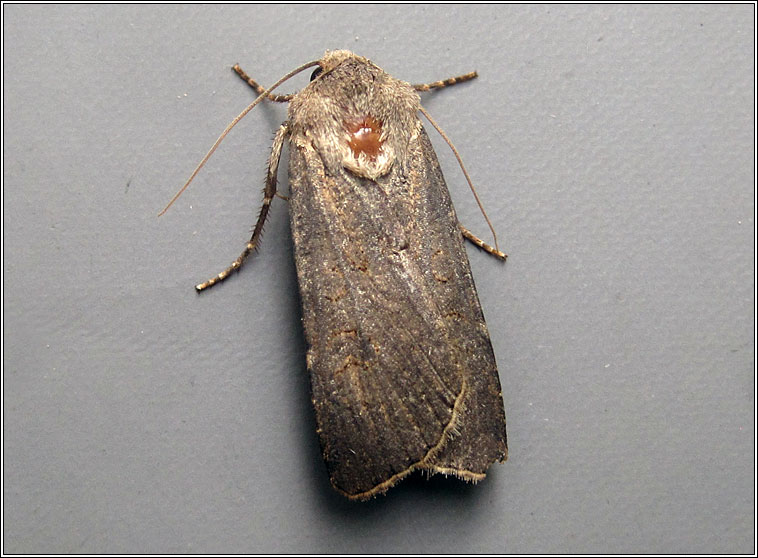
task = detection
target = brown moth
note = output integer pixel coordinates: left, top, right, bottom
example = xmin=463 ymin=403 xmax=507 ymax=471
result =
xmin=169 ymin=50 xmax=508 ymax=500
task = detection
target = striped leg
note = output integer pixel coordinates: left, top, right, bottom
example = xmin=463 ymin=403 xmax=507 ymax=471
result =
xmin=195 ymin=123 xmax=290 ymax=291
xmin=233 ymin=64 xmax=293 ymax=102
xmin=460 ymin=224 xmax=507 ymax=261
xmin=413 ymin=71 xmax=478 ymax=92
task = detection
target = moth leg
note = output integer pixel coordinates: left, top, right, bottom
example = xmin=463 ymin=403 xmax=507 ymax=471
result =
xmin=460 ymin=224 xmax=507 ymax=261
xmin=195 ymin=123 xmax=290 ymax=292
xmin=413 ymin=71 xmax=478 ymax=92
xmin=232 ymin=64 xmax=293 ymax=102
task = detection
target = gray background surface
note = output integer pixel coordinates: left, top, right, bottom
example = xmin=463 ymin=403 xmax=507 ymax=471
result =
xmin=3 ymin=4 xmax=754 ymax=554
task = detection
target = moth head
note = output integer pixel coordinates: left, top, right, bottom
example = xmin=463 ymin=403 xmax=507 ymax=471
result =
xmin=289 ymin=50 xmax=421 ymax=180
xmin=318 ymin=50 xmax=366 ymax=74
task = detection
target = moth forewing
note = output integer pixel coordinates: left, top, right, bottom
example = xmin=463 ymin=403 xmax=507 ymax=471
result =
xmin=285 ymin=51 xmax=507 ymax=500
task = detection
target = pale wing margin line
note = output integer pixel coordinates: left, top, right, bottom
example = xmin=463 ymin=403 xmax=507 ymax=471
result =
xmin=338 ymin=377 xmax=470 ymax=501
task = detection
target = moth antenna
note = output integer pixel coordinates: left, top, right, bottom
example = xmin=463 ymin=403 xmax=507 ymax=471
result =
xmin=418 ymin=105 xmax=500 ymax=252
xmin=158 ymin=59 xmax=320 ymax=216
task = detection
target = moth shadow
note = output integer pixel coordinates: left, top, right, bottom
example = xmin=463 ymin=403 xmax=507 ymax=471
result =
xmin=310 ymin=458 xmax=502 ymax=521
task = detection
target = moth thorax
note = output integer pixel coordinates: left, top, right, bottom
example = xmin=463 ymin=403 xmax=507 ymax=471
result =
xmin=341 ymin=116 xmax=393 ymax=180
xmin=345 ymin=117 xmax=383 ymax=160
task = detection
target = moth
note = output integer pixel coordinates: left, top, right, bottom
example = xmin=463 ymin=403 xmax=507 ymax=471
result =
xmin=164 ymin=50 xmax=508 ymax=500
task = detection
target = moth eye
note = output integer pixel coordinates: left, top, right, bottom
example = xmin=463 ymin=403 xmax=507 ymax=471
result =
xmin=345 ymin=116 xmax=383 ymax=160
xmin=310 ymin=67 xmax=323 ymax=81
